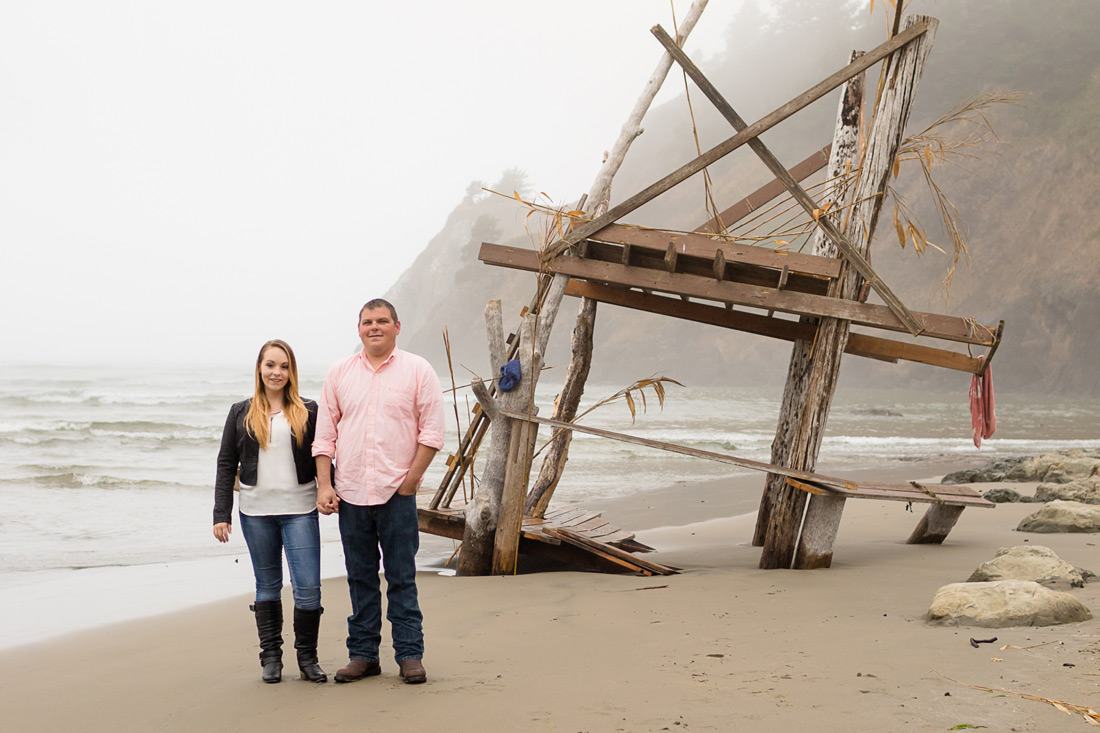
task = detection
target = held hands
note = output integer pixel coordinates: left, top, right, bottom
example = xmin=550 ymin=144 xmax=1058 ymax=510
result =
xmin=213 ymin=522 xmax=232 ymax=543
xmin=316 ymin=484 xmax=340 ymax=515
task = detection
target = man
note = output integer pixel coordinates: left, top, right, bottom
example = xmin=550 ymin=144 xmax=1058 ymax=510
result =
xmin=314 ymin=298 xmax=445 ymax=684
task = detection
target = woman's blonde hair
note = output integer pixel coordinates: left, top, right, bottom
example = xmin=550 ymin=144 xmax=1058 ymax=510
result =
xmin=245 ymin=339 xmax=309 ymax=450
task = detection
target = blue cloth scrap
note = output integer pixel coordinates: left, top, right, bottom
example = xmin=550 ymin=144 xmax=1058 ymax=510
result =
xmin=498 ymin=360 xmax=522 ymax=392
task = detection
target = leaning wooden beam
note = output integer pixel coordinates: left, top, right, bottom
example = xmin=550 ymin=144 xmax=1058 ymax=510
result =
xmin=651 ymin=24 xmax=923 ymax=336
xmin=542 ymin=20 xmax=931 ymax=260
xmin=764 ymin=17 xmax=940 ymax=570
xmin=563 ymin=281 xmax=987 ymax=373
xmin=756 ymin=48 xmax=869 ymax=561
xmin=498 ymin=409 xmax=856 ymax=489
xmin=907 ymin=505 xmax=967 ymax=544
xmin=694 ymin=145 xmax=831 ymax=234
xmin=522 ymin=0 xmax=712 ymax=525
xmin=480 ymin=242 xmax=993 ymax=345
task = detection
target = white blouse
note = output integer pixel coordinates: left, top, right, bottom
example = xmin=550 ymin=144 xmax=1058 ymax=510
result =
xmin=239 ymin=412 xmax=317 ymax=517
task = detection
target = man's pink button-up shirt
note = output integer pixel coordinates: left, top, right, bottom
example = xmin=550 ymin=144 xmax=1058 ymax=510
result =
xmin=313 ymin=348 xmax=445 ymax=507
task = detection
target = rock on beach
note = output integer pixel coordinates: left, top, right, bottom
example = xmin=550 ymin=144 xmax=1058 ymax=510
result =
xmin=1034 ymin=475 xmax=1100 ymax=504
xmin=927 ymin=580 xmax=1092 ymax=628
xmin=1017 ymin=500 xmax=1100 ymax=533
xmin=967 ymin=545 xmax=1092 ymax=588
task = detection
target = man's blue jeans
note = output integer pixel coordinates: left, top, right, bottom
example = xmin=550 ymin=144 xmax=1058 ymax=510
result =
xmin=238 ymin=510 xmax=322 ymax=610
xmin=337 ymin=493 xmax=423 ymax=663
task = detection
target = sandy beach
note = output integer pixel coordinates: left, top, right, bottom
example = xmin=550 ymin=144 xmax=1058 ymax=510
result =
xmin=3 ymin=473 xmax=1099 ymax=732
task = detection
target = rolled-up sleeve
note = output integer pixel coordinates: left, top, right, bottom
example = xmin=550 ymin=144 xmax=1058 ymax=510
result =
xmin=312 ymin=366 xmax=341 ymax=459
xmin=415 ymin=362 xmax=446 ymax=451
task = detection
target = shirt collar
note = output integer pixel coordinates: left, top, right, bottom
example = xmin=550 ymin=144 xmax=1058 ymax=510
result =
xmin=358 ymin=346 xmax=400 ymax=372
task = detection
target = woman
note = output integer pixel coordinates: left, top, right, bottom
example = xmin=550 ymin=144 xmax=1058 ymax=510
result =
xmin=213 ymin=339 xmax=327 ymax=684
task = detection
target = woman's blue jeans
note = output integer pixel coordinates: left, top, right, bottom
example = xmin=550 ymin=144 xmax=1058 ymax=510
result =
xmin=238 ymin=510 xmax=321 ymax=610
xmin=337 ymin=493 xmax=423 ymax=663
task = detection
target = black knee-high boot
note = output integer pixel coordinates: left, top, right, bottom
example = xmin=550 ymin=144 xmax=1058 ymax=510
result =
xmin=294 ymin=606 xmax=327 ymax=683
xmin=251 ymin=601 xmax=283 ymax=683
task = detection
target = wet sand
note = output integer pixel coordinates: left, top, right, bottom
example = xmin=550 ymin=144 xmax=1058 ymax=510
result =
xmin=3 ymin=474 xmax=1099 ymax=732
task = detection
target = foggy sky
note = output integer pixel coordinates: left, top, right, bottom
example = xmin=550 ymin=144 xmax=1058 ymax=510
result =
xmin=0 ymin=1 xmax=747 ymax=371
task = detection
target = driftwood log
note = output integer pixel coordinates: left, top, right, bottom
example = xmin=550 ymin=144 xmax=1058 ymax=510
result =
xmin=457 ymin=305 xmax=541 ymax=575
xmin=757 ymin=15 xmax=939 ymax=569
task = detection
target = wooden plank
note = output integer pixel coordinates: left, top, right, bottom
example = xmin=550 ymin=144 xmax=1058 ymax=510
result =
xmin=542 ymin=20 xmax=931 ymax=260
xmin=558 ymin=510 xmax=603 ymax=528
xmin=551 ymin=528 xmax=679 ymax=575
xmin=571 ymin=516 xmax=611 ymax=533
xmin=652 ymin=24 xmax=923 ymax=336
xmin=695 ymin=145 xmax=832 ymax=233
xmin=498 ymin=409 xmax=858 ymax=489
xmin=567 ymin=280 xmax=986 ymax=372
xmin=907 ymin=504 xmax=966 ymax=544
xmin=786 ymin=477 xmax=994 ymax=507
xmin=582 ymin=240 xmax=831 ymax=296
xmin=548 ymin=506 xmax=597 ymax=524
xmin=793 ymin=494 xmax=846 ymax=569
xmin=589 ymin=223 xmax=841 ymax=279
xmin=417 ymin=511 xmax=465 ymax=541
xmin=544 ymin=528 xmax=654 ymax=575
xmin=484 ymin=243 xmax=994 ymax=345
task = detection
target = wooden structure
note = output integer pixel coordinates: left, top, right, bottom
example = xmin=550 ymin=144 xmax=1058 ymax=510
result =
xmin=424 ymin=11 xmax=1003 ymax=575
xmin=417 ymin=492 xmax=676 ymax=576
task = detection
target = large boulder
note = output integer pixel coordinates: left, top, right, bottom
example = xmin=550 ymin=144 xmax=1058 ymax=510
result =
xmin=967 ymin=545 xmax=1092 ymax=588
xmin=1034 ymin=475 xmax=1100 ymax=504
xmin=1005 ymin=450 xmax=1100 ymax=483
xmin=1017 ymin=500 xmax=1100 ymax=533
xmin=928 ymin=580 xmax=1092 ymax=627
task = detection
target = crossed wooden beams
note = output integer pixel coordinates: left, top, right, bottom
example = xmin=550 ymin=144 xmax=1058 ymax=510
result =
xmin=480 ymin=18 xmax=1002 ymax=374
xmin=540 ymin=20 xmax=934 ymax=337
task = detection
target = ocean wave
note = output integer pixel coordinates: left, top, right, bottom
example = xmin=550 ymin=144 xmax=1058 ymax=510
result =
xmin=0 ymin=472 xmax=192 ymax=491
xmin=0 ymin=420 xmax=218 ymax=444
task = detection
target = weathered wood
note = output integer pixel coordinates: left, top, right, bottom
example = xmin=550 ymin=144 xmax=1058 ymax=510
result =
xmin=482 ymin=242 xmax=992 ymax=345
xmin=589 ymin=223 xmax=842 ymax=278
xmin=499 ymin=409 xmax=856 ymax=488
xmin=457 ymin=310 xmax=542 ymax=576
xmin=522 ymin=3 xmax=713 ymax=526
xmin=792 ymin=494 xmax=846 ymax=569
xmin=977 ymin=320 xmax=1005 ymax=376
xmin=581 ymin=240 xmax=832 ymax=295
xmin=664 ymin=242 xmax=679 ymax=273
xmin=785 ymin=477 xmax=993 ymax=506
xmin=492 ymin=410 xmax=537 ymax=574
xmin=548 ymin=528 xmax=679 ymax=575
xmin=543 ymin=20 xmax=931 ymax=260
xmin=652 ymin=24 xmax=922 ymax=336
xmin=695 ymin=145 xmax=831 ymax=233
xmin=907 ymin=504 xmax=966 ymax=544
xmin=563 ymin=281 xmax=987 ymax=372
xmin=526 ymin=296 xmax=597 ymax=518
xmin=757 ymin=48 xmax=869 ymax=556
xmin=760 ymin=21 xmax=940 ymax=570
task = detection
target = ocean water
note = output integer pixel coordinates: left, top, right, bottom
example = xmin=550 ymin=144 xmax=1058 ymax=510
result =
xmin=1 ymin=363 xmax=1097 ymax=647
xmin=3 ymin=362 xmax=1098 ymax=577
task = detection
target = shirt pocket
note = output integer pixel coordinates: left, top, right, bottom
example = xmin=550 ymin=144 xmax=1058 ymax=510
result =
xmin=382 ymin=387 xmax=415 ymax=418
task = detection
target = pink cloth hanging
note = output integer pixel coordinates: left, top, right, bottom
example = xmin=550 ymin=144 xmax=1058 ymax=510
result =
xmin=969 ymin=358 xmax=996 ymax=448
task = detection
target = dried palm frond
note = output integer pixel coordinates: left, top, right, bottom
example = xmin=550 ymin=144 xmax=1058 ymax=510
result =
xmin=936 ymin=671 xmax=1100 ymax=726
xmin=531 ymin=376 xmax=685 ymax=460
xmin=887 ymin=90 xmax=1028 ymax=290
xmin=573 ymin=376 xmax=685 ymax=425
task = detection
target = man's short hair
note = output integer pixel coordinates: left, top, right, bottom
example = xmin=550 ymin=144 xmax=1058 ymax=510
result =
xmin=359 ymin=298 xmax=398 ymax=322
